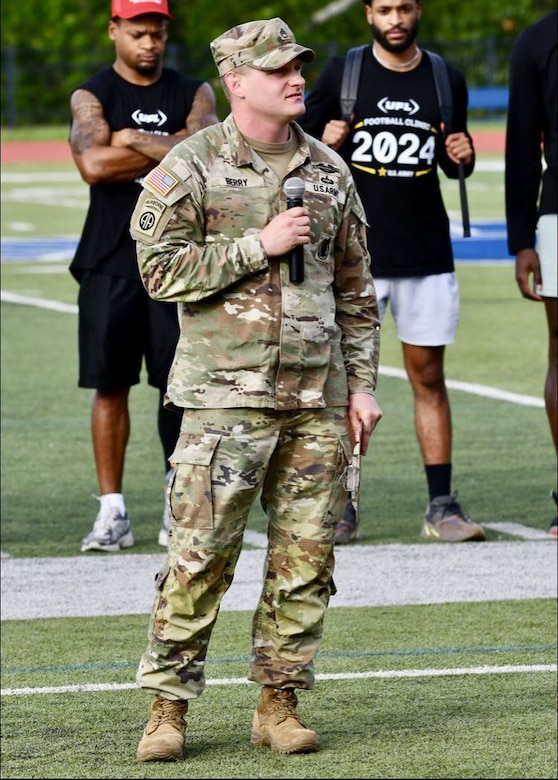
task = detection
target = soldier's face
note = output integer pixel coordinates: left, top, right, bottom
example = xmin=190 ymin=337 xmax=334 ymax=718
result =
xmin=232 ymin=59 xmax=307 ymax=124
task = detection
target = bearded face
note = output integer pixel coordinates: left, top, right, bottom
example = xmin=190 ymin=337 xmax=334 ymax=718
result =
xmin=371 ymin=17 xmax=420 ymax=53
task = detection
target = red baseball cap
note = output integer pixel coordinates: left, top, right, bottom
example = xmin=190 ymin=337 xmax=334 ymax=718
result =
xmin=111 ymin=0 xmax=172 ymax=19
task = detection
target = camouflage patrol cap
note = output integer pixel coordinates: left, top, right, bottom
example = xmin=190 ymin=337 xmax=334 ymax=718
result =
xmin=210 ymin=18 xmax=315 ymax=77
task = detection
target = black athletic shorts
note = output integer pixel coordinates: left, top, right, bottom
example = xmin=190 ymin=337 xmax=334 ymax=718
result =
xmin=77 ymin=271 xmax=179 ymax=391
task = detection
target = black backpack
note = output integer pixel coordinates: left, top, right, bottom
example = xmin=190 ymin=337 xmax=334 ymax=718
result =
xmin=339 ymin=45 xmax=470 ymax=237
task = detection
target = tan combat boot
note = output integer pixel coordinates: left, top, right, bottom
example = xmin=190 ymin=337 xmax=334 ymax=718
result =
xmin=136 ymin=696 xmax=188 ymax=762
xmin=250 ymin=686 xmax=319 ymax=754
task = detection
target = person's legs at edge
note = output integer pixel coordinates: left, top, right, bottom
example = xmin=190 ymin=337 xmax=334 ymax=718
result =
xmin=543 ymin=298 xmax=558 ymax=453
xmin=536 ymin=214 xmax=557 ymax=535
xmin=543 ymin=297 xmax=557 ymax=536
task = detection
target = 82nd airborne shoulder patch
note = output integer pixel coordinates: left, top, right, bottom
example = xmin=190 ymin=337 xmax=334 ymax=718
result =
xmin=133 ymin=197 xmax=168 ymax=239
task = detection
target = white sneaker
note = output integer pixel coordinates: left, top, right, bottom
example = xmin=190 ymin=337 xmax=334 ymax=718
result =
xmin=158 ymin=467 xmax=176 ymax=548
xmin=81 ymin=501 xmax=134 ymax=552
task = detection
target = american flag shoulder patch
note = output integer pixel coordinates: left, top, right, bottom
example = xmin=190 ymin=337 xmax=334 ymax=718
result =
xmin=144 ymin=166 xmax=180 ymax=197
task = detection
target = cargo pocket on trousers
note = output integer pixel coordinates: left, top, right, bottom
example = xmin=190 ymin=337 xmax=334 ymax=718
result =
xmin=168 ymin=432 xmax=221 ymax=530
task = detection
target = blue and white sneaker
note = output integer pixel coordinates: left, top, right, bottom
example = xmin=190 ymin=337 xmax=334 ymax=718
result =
xmin=80 ymin=501 xmax=134 ymax=552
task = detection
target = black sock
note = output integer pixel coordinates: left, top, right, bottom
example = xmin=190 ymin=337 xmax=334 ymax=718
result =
xmin=425 ymin=464 xmax=452 ymax=502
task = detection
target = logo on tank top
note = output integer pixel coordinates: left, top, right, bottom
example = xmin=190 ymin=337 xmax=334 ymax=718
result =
xmin=131 ymin=109 xmax=168 ymax=127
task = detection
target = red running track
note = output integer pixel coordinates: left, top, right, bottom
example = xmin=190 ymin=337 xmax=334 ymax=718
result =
xmin=1 ymin=129 xmax=505 ymax=165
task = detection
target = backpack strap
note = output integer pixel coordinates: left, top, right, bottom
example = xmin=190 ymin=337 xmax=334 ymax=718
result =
xmin=340 ymin=46 xmax=453 ymax=131
xmin=424 ymin=49 xmax=471 ymax=237
xmin=424 ymin=49 xmax=453 ymax=135
xmin=340 ymin=44 xmax=367 ymax=122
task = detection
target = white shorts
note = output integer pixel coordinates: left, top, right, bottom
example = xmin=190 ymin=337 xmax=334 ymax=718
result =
xmin=374 ymin=272 xmax=459 ymax=347
xmin=537 ymin=214 xmax=557 ymax=298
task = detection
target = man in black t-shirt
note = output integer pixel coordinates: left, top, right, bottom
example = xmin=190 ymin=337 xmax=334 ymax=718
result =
xmin=69 ymin=0 xmax=218 ymax=553
xmin=300 ymin=0 xmax=485 ymax=544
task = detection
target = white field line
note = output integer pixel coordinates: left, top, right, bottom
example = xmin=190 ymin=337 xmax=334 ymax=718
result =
xmin=1 ymin=290 xmax=78 ymax=314
xmin=2 ymin=664 xmax=555 ymax=697
xmin=379 ymin=365 xmax=544 ymax=408
xmin=1 ymin=172 xmax=81 ymax=183
xmin=0 ymin=291 xmax=544 ymax=409
xmin=0 ymin=164 xmax=498 ymax=181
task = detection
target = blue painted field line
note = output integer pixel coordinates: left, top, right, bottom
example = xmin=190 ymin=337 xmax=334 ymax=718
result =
xmin=1 ymin=222 xmax=513 ymax=262
xmin=1 ymin=236 xmax=79 ymax=262
xmin=451 ymin=220 xmax=513 ymax=260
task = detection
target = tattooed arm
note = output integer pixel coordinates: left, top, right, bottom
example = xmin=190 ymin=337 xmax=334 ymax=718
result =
xmin=69 ymin=88 xmax=154 ymax=185
xmin=185 ymin=81 xmax=219 ymax=136
xmin=69 ymin=82 xmax=219 ymax=186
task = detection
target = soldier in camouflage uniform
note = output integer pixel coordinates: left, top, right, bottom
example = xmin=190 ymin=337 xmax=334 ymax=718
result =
xmin=130 ymin=17 xmax=383 ymax=762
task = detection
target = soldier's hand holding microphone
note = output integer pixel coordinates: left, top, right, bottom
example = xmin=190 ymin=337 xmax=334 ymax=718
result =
xmin=259 ymin=178 xmax=310 ymax=284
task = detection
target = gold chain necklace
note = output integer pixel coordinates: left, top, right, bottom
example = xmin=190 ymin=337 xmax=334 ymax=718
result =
xmin=372 ymin=45 xmax=421 ymax=70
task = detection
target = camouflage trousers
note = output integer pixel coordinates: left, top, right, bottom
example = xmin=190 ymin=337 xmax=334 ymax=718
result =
xmin=136 ymin=406 xmax=351 ymax=701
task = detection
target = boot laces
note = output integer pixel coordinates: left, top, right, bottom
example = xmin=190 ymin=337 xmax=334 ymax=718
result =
xmin=152 ymin=698 xmax=186 ymax=726
xmin=272 ymin=690 xmax=303 ymax=725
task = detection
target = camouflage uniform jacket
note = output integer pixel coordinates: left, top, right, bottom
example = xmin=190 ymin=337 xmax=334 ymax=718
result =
xmin=130 ymin=114 xmax=380 ymax=411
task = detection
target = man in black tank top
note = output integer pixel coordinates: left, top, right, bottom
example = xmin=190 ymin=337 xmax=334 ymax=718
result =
xmin=69 ymin=0 xmax=218 ymax=553
xmin=300 ymin=0 xmax=485 ymax=545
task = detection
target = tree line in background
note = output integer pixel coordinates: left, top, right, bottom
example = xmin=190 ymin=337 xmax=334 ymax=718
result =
xmin=1 ymin=0 xmax=555 ymax=126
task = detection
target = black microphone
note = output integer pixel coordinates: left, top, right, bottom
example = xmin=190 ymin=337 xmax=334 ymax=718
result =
xmin=282 ymin=177 xmax=306 ymax=284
